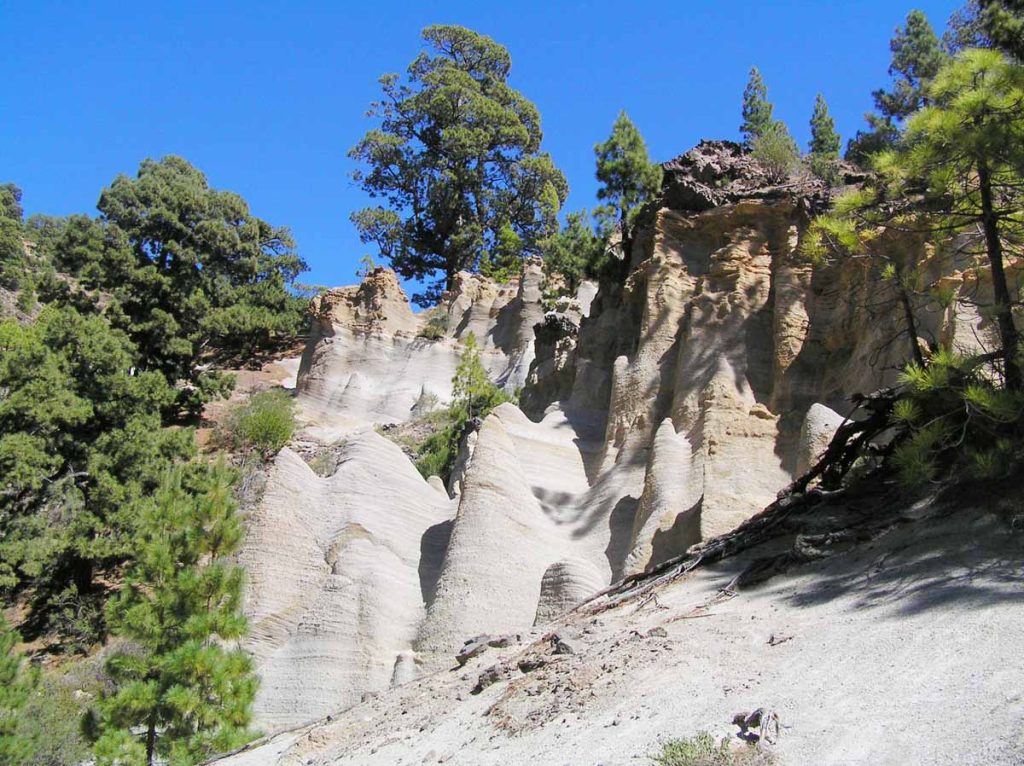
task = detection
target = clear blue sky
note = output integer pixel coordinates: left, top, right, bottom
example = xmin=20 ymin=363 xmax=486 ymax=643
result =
xmin=2 ymin=0 xmax=961 ymax=289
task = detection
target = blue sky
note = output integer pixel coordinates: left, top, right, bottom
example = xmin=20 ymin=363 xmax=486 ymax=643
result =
xmin=2 ymin=0 xmax=962 ymax=289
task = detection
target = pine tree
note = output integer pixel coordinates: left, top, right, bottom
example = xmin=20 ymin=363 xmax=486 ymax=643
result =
xmin=94 ymin=156 xmax=309 ymax=414
xmin=594 ymin=111 xmax=662 ymax=241
xmin=0 ymin=306 xmax=192 ymax=608
xmin=740 ymin=67 xmax=774 ymax=147
xmin=414 ymin=333 xmax=511 ymax=480
xmin=874 ymin=49 xmax=1024 ymax=388
xmin=944 ymin=1 xmax=989 ymax=52
xmin=980 ymin=0 xmax=1024 ymax=60
xmin=478 ymin=222 xmax=524 ymax=285
xmin=875 ymin=10 xmax=947 ymax=121
xmin=350 ymin=25 xmax=568 ymax=306
xmin=0 ymin=183 xmax=27 ymax=292
xmin=847 ymin=11 xmax=947 ymax=163
xmin=809 ymin=94 xmax=840 ymax=158
xmin=451 ymin=333 xmax=510 ymax=422
xmin=808 ymin=94 xmax=841 ymax=182
xmin=543 ymin=210 xmax=605 ymax=294
xmin=91 ymin=462 xmax=258 ymax=766
xmin=0 ymin=617 xmax=35 ymax=766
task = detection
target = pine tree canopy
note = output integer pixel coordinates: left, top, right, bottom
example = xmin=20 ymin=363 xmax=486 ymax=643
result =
xmin=0 ymin=184 xmax=26 ymax=292
xmin=542 ymin=210 xmax=605 ymax=294
xmin=91 ymin=462 xmax=257 ymax=766
xmin=874 ymin=10 xmax=948 ymax=121
xmin=874 ymin=47 xmax=1024 ymax=388
xmin=88 ymin=157 xmax=309 ymax=413
xmin=0 ymin=306 xmax=194 ymax=598
xmin=594 ymin=111 xmax=662 ymax=235
xmin=809 ymin=94 xmax=841 ymax=157
xmin=740 ymin=67 xmax=775 ymax=147
xmin=847 ymin=10 xmax=948 ymax=164
xmin=349 ymin=25 xmax=568 ymax=306
xmin=980 ymin=0 xmax=1024 ymax=59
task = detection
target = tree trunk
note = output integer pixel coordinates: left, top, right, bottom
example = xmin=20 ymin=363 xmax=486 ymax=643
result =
xmin=445 ymin=261 xmax=456 ymax=294
xmin=69 ymin=554 xmax=93 ymax=595
xmin=619 ymin=209 xmax=633 ymax=267
xmin=145 ymin=712 xmax=157 ymax=766
xmin=893 ymin=264 xmax=925 ymax=367
xmin=977 ymin=159 xmax=1021 ymax=389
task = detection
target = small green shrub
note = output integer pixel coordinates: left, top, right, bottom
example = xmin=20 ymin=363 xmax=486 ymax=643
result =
xmin=808 ymin=153 xmax=841 ymax=185
xmin=14 ymin=279 xmax=36 ymax=314
xmin=652 ymin=732 xmax=775 ymax=766
xmin=356 ymin=254 xmax=376 ymax=279
xmin=223 ymin=388 xmax=295 ymax=457
xmin=414 ymin=426 xmax=458 ymax=479
xmin=889 ymin=351 xmax=1024 ymax=487
xmin=418 ymin=308 xmax=450 ymax=340
xmin=385 ymin=334 xmax=512 ymax=481
xmin=751 ymin=122 xmax=800 ymax=183
xmin=45 ymin=584 xmax=106 ymax=654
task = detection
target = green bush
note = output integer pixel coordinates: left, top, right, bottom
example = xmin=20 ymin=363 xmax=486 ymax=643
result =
xmin=223 ymin=388 xmax=295 ymax=457
xmin=652 ymin=732 xmax=775 ymax=766
xmin=392 ymin=334 xmax=512 ymax=482
xmin=414 ymin=425 xmax=458 ymax=479
xmin=891 ymin=349 xmax=1024 ymax=486
xmin=751 ymin=122 xmax=800 ymax=183
xmin=418 ymin=308 xmax=450 ymax=340
xmin=808 ymin=153 xmax=842 ymax=186
xmin=44 ymin=585 xmax=106 ymax=654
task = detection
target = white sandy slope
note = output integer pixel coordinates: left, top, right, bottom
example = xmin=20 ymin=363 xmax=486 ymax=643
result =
xmin=217 ymin=502 xmax=1024 ymax=766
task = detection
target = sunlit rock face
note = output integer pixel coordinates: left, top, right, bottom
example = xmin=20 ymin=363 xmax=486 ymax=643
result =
xmin=295 ymin=261 xmax=546 ymax=432
xmin=241 ymin=141 xmax=991 ymax=729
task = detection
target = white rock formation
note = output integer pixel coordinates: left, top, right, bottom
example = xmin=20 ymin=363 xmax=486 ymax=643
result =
xmin=239 ymin=142 xmax=996 ymax=730
xmin=415 ymin=412 xmax=565 ymax=657
xmin=297 ymin=262 xmax=547 ymax=434
xmin=534 ymin=557 xmax=606 ymax=624
xmin=243 ymin=263 xmax=603 ymax=725
xmin=796 ymin=402 xmax=846 ymax=475
xmin=239 ymin=434 xmax=455 ymax=728
xmin=622 ymin=419 xmax=699 ymax=576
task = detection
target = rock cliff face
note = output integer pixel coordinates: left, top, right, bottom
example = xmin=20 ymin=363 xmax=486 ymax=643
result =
xmin=295 ymin=261 xmax=547 ymax=432
xmin=239 ymin=140 xmax=991 ymax=729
